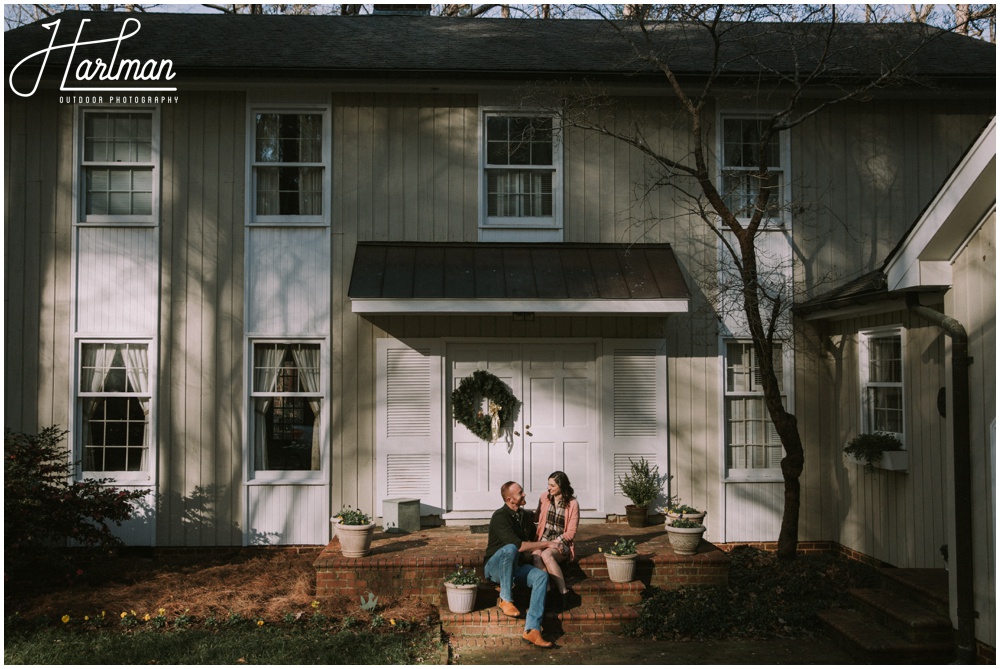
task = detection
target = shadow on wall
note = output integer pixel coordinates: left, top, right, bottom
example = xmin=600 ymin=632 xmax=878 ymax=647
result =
xmin=112 ymin=485 xmax=279 ymax=547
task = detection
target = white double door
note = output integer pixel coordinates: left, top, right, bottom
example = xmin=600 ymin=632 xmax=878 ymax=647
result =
xmin=448 ymin=343 xmax=598 ymax=513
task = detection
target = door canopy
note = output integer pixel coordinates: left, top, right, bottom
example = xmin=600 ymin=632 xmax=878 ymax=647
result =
xmin=348 ymin=242 xmax=690 ymax=315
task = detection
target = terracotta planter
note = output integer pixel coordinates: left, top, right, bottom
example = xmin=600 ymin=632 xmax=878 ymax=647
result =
xmin=624 ymin=504 xmax=649 ymax=528
xmin=666 ymin=525 xmax=705 ymax=556
xmin=334 ymin=522 xmax=375 ymax=557
xmin=605 ymin=553 xmax=638 ymax=583
xmin=444 ymin=582 xmax=478 ymax=613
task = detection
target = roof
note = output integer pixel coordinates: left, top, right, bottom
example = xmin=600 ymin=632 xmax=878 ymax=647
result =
xmin=347 ymin=242 xmax=690 ymax=314
xmin=5 ymin=11 xmax=996 ymax=87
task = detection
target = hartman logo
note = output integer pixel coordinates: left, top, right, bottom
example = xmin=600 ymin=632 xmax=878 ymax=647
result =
xmin=9 ymin=17 xmax=178 ymax=98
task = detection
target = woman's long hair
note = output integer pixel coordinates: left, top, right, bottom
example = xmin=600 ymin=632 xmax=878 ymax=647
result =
xmin=547 ymin=470 xmax=575 ymax=508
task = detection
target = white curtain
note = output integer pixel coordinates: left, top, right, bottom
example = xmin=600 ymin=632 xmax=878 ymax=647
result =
xmin=81 ymin=344 xmax=117 ymax=466
xmin=123 ymin=344 xmax=150 ymax=471
xmin=291 ymin=346 xmax=322 ymax=471
xmin=253 ymin=345 xmax=284 ymax=471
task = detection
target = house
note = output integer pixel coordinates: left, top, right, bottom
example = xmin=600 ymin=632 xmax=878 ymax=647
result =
xmin=4 ymin=9 xmax=994 ymax=656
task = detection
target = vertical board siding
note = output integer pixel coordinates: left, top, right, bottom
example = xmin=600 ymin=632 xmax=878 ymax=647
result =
xmin=246 ymin=485 xmax=329 ymax=545
xmin=948 ymin=215 xmax=995 ymax=648
xmin=76 ymin=228 xmax=159 ymax=334
xmin=725 ymin=483 xmax=784 ymax=541
xmin=247 ymin=228 xmax=331 ymax=334
xmin=159 ymin=92 xmax=246 ymax=546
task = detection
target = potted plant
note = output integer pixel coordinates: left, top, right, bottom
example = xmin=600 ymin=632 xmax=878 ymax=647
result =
xmin=616 ymin=457 xmax=664 ymax=528
xmin=665 ymin=517 xmax=706 ymax=556
xmin=843 ymin=432 xmax=907 ymax=473
xmin=662 ymin=502 xmax=706 ymax=525
xmin=600 ymin=537 xmax=638 ymax=583
xmin=443 ymin=564 xmax=480 ymax=613
xmin=332 ymin=505 xmax=375 ymax=557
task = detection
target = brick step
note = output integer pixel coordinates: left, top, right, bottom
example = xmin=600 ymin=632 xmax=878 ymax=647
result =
xmin=818 ymin=609 xmax=954 ymax=664
xmin=441 ymin=603 xmax=639 ymax=647
xmin=877 ymin=568 xmax=949 ymax=617
xmin=847 ymin=587 xmax=953 ymax=645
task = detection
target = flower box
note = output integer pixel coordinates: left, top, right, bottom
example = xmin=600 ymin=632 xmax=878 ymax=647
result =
xmin=845 ymin=449 xmax=908 ymax=472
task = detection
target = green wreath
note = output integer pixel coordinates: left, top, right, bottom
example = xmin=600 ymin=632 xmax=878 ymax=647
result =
xmin=451 ymin=370 xmax=519 ymax=443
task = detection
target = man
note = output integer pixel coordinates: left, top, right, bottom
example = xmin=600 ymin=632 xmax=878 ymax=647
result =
xmin=483 ymin=480 xmax=562 ymax=648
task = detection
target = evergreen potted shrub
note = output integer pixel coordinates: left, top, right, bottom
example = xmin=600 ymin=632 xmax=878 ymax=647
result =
xmin=443 ymin=565 xmax=480 ymax=613
xmin=332 ymin=505 xmax=375 ymax=557
xmin=600 ymin=537 xmax=638 ymax=583
xmin=665 ymin=517 xmax=706 ymax=555
xmin=616 ymin=457 xmax=663 ymax=527
xmin=843 ymin=432 xmax=906 ymax=473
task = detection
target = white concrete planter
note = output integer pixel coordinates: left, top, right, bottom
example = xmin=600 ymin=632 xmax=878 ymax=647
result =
xmin=334 ymin=522 xmax=375 ymax=557
xmin=605 ymin=553 xmax=638 ymax=583
xmin=666 ymin=510 xmax=706 ymax=525
xmin=444 ymin=582 xmax=478 ymax=613
xmin=665 ymin=525 xmax=706 ymax=556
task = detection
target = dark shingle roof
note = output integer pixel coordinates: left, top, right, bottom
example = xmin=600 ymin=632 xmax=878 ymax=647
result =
xmin=348 ymin=242 xmax=689 ymax=303
xmin=5 ymin=11 xmax=996 ymax=86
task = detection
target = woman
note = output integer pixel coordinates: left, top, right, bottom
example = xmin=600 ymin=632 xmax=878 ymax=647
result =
xmin=532 ymin=470 xmax=580 ymax=611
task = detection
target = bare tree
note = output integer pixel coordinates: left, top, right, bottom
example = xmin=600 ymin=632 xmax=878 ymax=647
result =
xmin=551 ymin=3 xmax=966 ymax=559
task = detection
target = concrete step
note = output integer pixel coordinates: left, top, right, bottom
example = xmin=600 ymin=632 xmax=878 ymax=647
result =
xmin=818 ymin=608 xmax=954 ymax=664
xmin=847 ymin=587 xmax=953 ymax=645
xmin=878 ymin=567 xmax=949 ymax=617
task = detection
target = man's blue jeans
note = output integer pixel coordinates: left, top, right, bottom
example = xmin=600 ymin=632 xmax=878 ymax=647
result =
xmin=484 ymin=543 xmax=550 ymax=632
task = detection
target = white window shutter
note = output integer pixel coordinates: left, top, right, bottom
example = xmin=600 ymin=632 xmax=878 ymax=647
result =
xmin=376 ymin=339 xmax=444 ymax=516
xmin=601 ymin=340 xmax=668 ymax=513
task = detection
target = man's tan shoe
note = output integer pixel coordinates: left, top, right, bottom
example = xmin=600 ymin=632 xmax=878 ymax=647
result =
xmin=498 ymin=599 xmax=521 ymax=617
xmin=521 ymin=629 xmax=554 ymax=648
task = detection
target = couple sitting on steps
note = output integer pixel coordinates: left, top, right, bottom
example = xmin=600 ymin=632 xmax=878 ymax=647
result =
xmin=482 ymin=471 xmax=580 ymax=649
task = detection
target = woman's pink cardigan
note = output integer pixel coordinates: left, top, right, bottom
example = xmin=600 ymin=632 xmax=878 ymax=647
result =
xmin=533 ymin=493 xmax=580 ymax=561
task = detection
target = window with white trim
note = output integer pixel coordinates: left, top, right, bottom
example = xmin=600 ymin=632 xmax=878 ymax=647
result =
xmin=725 ymin=341 xmax=785 ymax=476
xmin=720 ymin=116 xmax=787 ymax=224
xmin=482 ymin=112 xmax=560 ymax=233
xmin=250 ymin=342 xmax=324 ymax=473
xmin=79 ymin=109 xmax=157 ymax=224
xmin=250 ymin=111 xmax=327 ymax=224
xmin=859 ymin=328 xmax=904 ymax=439
xmin=78 ymin=342 xmax=152 ymax=479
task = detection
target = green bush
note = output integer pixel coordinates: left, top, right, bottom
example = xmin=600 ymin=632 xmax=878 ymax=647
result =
xmin=616 ymin=457 xmax=665 ymax=508
xmin=4 ymin=426 xmax=149 ymax=578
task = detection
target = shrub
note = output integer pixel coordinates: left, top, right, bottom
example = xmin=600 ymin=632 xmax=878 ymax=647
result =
xmin=4 ymin=426 xmax=149 ymax=578
xmin=616 ymin=457 xmax=666 ymax=508
xmin=844 ymin=432 xmax=903 ymax=474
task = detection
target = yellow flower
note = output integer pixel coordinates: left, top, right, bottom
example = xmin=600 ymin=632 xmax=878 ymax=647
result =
xmin=84 ymin=616 xmax=90 ymax=621
xmin=390 ymin=618 xmax=396 ymax=626
xmin=598 ymin=547 xmax=603 ymax=553
xmin=159 ymin=608 xmax=166 ymax=616
xmin=101 ymin=611 xmax=106 ymax=618
xmin=257 ymin=620 xmax=264 ymax=627
xmin=311 ymin=600 xmax=320 ymax=609
xmin=61 ymin=615 xmax=70 ymax=624
xmin=143 ymin=613 xmax=151 ymax=622
xmin=121 ymin=612 xmax=128 ymax=619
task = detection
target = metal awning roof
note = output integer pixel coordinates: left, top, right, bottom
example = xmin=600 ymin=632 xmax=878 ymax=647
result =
xmin=348 ymin=242 xmax=690 ymax=315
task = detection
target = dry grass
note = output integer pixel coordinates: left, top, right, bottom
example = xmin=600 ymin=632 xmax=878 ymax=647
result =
xmin=6 ymin=549 xmax=436 ymax=625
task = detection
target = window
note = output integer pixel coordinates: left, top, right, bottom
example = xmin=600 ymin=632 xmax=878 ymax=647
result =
xmin=251 ymin=342 xmax=324 ymax=473
xmin=720 ymin=116 xmax=786 ymax=223
xmin=860 ymin=329 xmax=904 ymax=439
xmin=79 ymin=110 xmax=157 ymax=224
xmin=725 ymin=341 xmax=785 ymax=477
xmin=78 ymin=342 xmax=152 ymax=478
xmin=482 ymin=112 xmax=560 ymax=234
xmin=251 ymin=111 xmax=326 ymax=223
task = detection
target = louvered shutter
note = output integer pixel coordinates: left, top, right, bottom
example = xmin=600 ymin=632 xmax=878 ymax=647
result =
xmin=601 ymin=340 xmax=668 ymax=513
xmin=376 ymin=339 xmax=444 ymax=516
